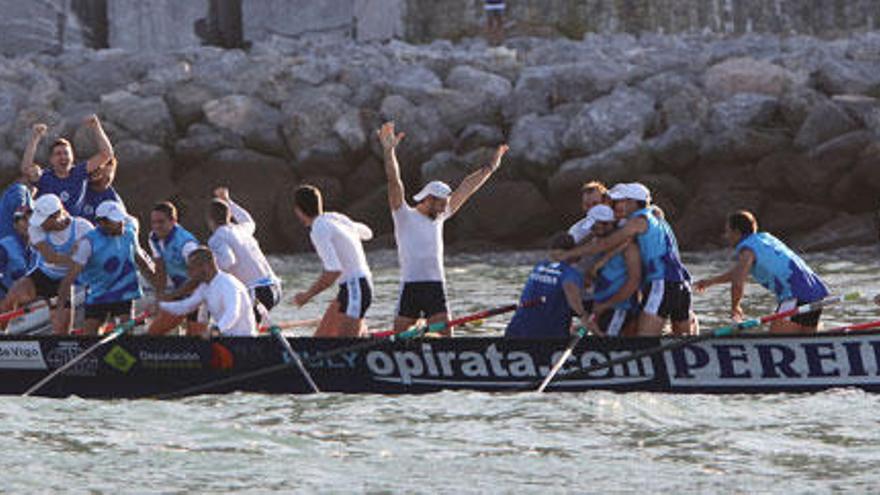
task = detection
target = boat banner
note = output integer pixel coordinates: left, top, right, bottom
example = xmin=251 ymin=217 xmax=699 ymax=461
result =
xmin=0 ymin=341 xmax=47 ymax=370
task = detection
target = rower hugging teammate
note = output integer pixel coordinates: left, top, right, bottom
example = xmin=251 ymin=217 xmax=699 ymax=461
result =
xmin=0 ymin=118 xmax=843 ymax=339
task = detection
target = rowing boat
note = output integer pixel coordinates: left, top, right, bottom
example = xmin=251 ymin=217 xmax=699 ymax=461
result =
xmin=6 ymin=329 xmax=880 ymax=398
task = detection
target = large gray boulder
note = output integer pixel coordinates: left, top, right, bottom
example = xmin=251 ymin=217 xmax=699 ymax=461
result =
xmin=794 ymin=101 xmax=858 ymax=150
xmin=446 ymin=65 xmax=512 ymax=100
xmin=165 ymin=84 xmax=217 ymax=130
xmin=561 ymin=87 xmax=655 ymax=156
xmin=704 ymin=57 xmax=796 ymax=98
xmin=112 ymin=140 xmax=176 ymax=221
xmin=281 ymin=90 xmax=352 ymax=177
xmin=647 ymin=124 xmax=702 ymax=173
xmin=786 ymin=130 xmax=873 ymax=199
xmin=420 ymin=151 xmax=469 ymax=185
xmin=507 ymin=114 xmax=568 ymax=181
xmin=203 ymin=95 xmax=286 ymax=157
xmin=706 ymin=93 xmax=779 ymax=133
xmin=56 ymin=50 xmax=157 ymax=102
xmin=791 ymin=213 xmax=877 ymax=252
xmin=456 ymin=124 xmax=504 ymax=153
xmin=384 ymin=65 xmax=442 ymax=102
xmin=99 ymin=90 xmax=174 ymax=145
xmin=812 ymin=58 xmax=880 ymax=96
xmin=451 ymin=180 xmax=554 ymax=242
xmin=699 ymin=127 xmax=790 ymax=166
xmin=676 ymin=168 xmax=763 ymax=248
xmin=378 ymin=95 xmax=454 ymax=174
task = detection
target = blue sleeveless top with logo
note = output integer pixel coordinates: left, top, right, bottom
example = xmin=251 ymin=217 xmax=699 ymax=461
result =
xmin=630 ymin=208 xmax=690 ymax=286
xmin=36 ymin=162 xmax=89 ymax=216
xmin=735 ymin=232 xmax=829 ymax=303
xmin=505 ymin=260 xmax=583 ymax=338
xmin=36 ymin=221 xmax=80 ymax=280
xmin=81 ymin=187 xmax=123 ymax=224
xmin=0 ymin=232 xmax=36 ymax=291
xmin=593 ymin=252 xmax=636 ymax=311
xmin=149 ymin=225 xmax=197 ymax=289
xmin=80 ymin=220 xmax=143 ymax=305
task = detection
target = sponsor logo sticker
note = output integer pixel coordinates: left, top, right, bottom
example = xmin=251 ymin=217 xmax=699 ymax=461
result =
xmin=104 ymin=345 xmax=137 ymax=373
xmin=139 ymin=350 xmax=202 ymax=370
xmin=0 ymin=341 xmax=47 ymax=370
xmin=46 ymin=341 xmax=98 ymax=377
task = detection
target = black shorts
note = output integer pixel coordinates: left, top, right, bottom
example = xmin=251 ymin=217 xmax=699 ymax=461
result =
xmin=776 ymin=299 xmax=823 ymax=327
xmin=29 ymin=269 xmax=62 ymax=300
xmin=397 ymin=281 xmax=449 ymax=319
xmin=337 ymin=277 xmax=372 ymax=319
xmin=252 ymin=282 xmax=282 ymax=323
xmin=84 ymin=300 xmax=133 ymax=323
xmin=597 ymin=308 xmax=637 ymax=337
xmin=641 ymin=280 xmax=692 ymax=323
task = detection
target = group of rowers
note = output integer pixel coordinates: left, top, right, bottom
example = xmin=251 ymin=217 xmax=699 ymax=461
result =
xmin=0 ymin=117 xmax=835 ymax=338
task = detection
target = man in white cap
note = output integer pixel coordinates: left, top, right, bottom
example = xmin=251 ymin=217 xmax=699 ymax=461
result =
xmin=156 ymin=247 xmax=256 ymax=337
xmin=377 ymin=121 xmax=508 ymax=336
xmin=0 ymin=194 xmax=94 ymax=334
xmin=583 ymin=204 xmax=641 ymax=337
xmin=556 ymin=183 xmax=695 ymax=336
xmin=59 ymin=201 xmax=155 ymax=335
xmin=291 ymin=185 xmax=374 ymax=338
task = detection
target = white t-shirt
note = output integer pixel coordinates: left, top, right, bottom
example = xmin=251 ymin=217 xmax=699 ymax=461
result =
xmin=310 ymin=212 xmax=372 ymax=282
xmin=159 ymin=271 xmax=256 ymax=336
xmin=207 ymin=200 xmax=278 ymax=289
xmin=30 ymin=217 xmax=94 ymax=274
xmin=392 ymin=204 xmax=448 ymax=283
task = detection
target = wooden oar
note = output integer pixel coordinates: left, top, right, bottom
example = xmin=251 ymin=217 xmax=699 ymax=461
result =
xmin=537 ymin=326 xmax=587 ymax=393
xmin=529 ymin=292 xmax=860 ymax=388
xmin=269 ymin=326 xmax=320 ymax=393
xmin=823 ymin=319 xmax=880 ymax=333
xmin=22 ymin=313 xmax=149 ymax=397
xmin=0 ymin=300 xmax=48 ymax=325
xmin=156 ymin=299 xmax=542 ymax=399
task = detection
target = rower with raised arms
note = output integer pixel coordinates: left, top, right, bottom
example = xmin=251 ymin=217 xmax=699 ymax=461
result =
xmin=59 ymin=201 xmax=155 ymax=335
xmin=80 ymin=157 xmax=125 ymax=224
xmin=378 ymin=121 xmax=508 ymax=337
xmin=147 ymin=201 xmax=203 ymax=335
xmin=0 ymin=194 xmax=94 ymax=334
xmin=694 ymin=210 xmax=829 ymax=333
xmin=156 ymin=247 xmax=256 ymax=337
xmin=22 ymin=115 xmax=114 ymax=217
xmin=292 ymin=185 xmax=373 ymax=338
xmin=207 ymin=187 xmax=281 ymax=323
xmin=555 ymin=183 xmax=696 ymax=336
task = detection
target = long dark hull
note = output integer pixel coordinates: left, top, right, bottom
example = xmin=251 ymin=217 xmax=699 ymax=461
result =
xmin=3 ymin=331 xmax=880 ymax=398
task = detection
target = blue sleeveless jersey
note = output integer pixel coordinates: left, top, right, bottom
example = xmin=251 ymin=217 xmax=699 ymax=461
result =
xmin=36 ymin=221 xmax=80 ymax=280
xmin=36 ymin=162 xmax=89 ymax=216
xmin=0 ymin=232 xmax=36 ymax=291
xmin=79 ymin=220 xmax=143 ymax=305
xmin=0 ymin=183 xmax=32 ymax=239
xmin=505 ymin=260 xmax=583 ymax=338
xmin=593 ymin=252 xmax=636 ymax=311
xmin=149 ymin=225 xmax=197 ymax=289
xmin=81 ymin=187 xmax=123 ymax=224
xmin=631 ymin=208 xmax=690 ymax=285
xmin=735 ymin=232 xmax=829 ymax=303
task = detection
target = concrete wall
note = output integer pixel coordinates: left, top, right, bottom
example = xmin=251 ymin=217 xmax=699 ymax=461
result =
xmin=107 ymin=0 xmax=203 ymax=52
xmin=0 ymin=0 xmax=86 ymax=56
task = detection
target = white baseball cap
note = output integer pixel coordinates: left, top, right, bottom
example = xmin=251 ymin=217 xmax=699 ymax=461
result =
xmin=587 ymin=204 xmax=616 ymax=223
xmin=95 ymin=201 xmax=127 ymax=223
xmin=413 ymin=181 xmax=452 ymax=202
xmin=30 ymin=194 xmax=63 ymax=227
xmin=608 ymin=182 xmax=651 ymax=202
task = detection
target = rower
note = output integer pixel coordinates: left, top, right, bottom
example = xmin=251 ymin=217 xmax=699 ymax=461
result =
xmin=585 ymin=205 xmax=641 ymax=337
xmin=146 ymin=201 xmax=203 ymax=335
xmin=377 ymin=121 xmax=508 ymax=337
xmin=59 ymin=201 xmax=155 ymax=335
xmin=80 ymin=157 xmax=125 ymax=224
xmin=505 ymin=233 xmax=589 ymax=338
xmin=0 ymin=124 xmax=42 ymax=239
xmin=207 ymin=187 xmax=281 ymax=323
xmin=0 ymin=194 xmax=93 ymax=334
xmin=556 ymin=183 xmax=695 ymax=336
xmin=22 ymin=115 xmax=114 ymax=217
xmin=291 ymin=185 xmax=373 ymax=338
xmin=694 ymin=210 xmax=829 ymax=333
xmin=0 ymin=209 xmax=37 ymax=300
xmin=156 ymin=247 xmax=256 ymax=336
xmin=568 ymin=181 xmax=610 ymax=244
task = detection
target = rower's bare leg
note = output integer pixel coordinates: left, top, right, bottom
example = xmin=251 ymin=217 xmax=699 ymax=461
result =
xmin=1 ymin=277 xmax=36 ymax=313
xmin=636 ymin=312 xmax=665 ymax=336
xmin=314 ymin=301 xmax=343 ymax=337
xmin=186 ymin=321 xmax=208 ymax=337
xmin=769 ymin=319 xmax=816 ymax=334
xmin=51 ymin=304 xmax=72 ymax=335
xmin=426 ymin=312 xmax=452 ymax=337
xmin=670 ymin=318 xmax=693 ymax=336
xmin=337 ymin=314 xmax=366 ymax=338
xmin=148 ymin=311 xmax=186 ymax=335
xmin=393 ymin=316 xmax=418 ymax=334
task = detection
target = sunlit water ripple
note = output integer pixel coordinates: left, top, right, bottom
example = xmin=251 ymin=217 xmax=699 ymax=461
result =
xmin=3 ymin=246 xmax=880 ymax=493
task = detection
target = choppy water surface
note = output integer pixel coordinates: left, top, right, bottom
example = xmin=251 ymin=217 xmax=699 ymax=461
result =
xmin=5 ymin=247 xmax=880 ymax=493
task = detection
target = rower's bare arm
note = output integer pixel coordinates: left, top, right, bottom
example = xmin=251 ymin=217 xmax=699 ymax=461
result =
xmin=596 ymin=243 xmax=642 ymax=314
xmin=730 ymin=250 xmax=754 ymax=320
xmin=135 ymin=248 xmax=157 ymax=283
xmin=377 ymin=122 xmax=405 ymax=211
xmin=563 ymin=280 xmax=598 ymax=336
xmin=449 ymin=144 xmax=508 ymax=215
xmin=293 ymin=270 xmax=340 ymax=307
xmin=34 ymin=242 xmax=74 ymax=268
xmin=153 ymin=258 xmax=168 ymax=298
xmin=57 ymin=264 xmax=83 ymax=309
xmin=167 ymin=278 xmax=200 ymax=301
xmin=589 ymin=241 xmax=629 ymax=279
xmin=84 ymin=114 xmax=114 ymax=173
xmin=20 ymin=123 xmax=47 ymax=179
xmin=160 ymin=289 xmax=203 ymax=316
xmin=558 ymin=218 xmax=645 ymax=261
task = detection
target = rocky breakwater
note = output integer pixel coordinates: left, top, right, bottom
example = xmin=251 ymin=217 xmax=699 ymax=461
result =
xmin=0 ymin=33 xmax=879 ymax=252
